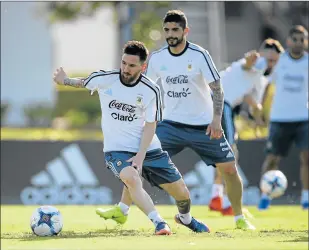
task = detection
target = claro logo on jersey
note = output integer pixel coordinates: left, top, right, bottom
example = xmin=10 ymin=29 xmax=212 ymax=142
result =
xmin=109 ymin=100 xmax=138 ymax=122
xmin=166 ymin=75 xmax=189 ymax=84
xmin=167 ymin=88 xmax=191 ymax=98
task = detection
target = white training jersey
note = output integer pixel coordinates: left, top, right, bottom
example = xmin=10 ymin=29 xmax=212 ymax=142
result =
xmin=145 ymin=41 xmax=220 ymax=125
xmin=220 ymin=58 xmax=268 ymax=107
xmin=269 ymin=51 xmax=308 ymax=122
xmin=83 ymin=69 xmax=163 ymax=152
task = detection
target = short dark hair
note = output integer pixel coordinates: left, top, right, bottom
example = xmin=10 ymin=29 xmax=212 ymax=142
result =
xmin=261 ymin=38 xmax=284 ymax=53
xmin=123 ymin=40 xmax=149 ymax=63
xmin=163 ymin=10 xmax=188 ymax=29
xmin=289 ymin=25 xmax=308 ymax=37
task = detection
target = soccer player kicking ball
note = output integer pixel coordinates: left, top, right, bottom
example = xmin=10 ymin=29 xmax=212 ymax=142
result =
xmin=258 ymin=25 xmax=309 ymax=210
xmin=209 ymin=39 xmax=284 ymax=216
xmin=98 ymin=10 xmax=255 ymax=230
xmin=53 ymin=40 xmax=209 ymax=234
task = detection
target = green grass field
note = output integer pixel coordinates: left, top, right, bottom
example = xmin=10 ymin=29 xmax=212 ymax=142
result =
xmin=1 ymin=205 xmax=308 ymax=250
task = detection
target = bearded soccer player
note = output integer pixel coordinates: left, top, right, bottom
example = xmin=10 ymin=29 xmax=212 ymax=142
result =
xmin=55 ymin=40 xmax=210 ymax=233
xmin=54 ymin=41 xmax=175 ymax=235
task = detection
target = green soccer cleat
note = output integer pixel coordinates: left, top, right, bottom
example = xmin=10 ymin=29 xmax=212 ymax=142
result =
xmin=96 ymin=205 xmax=128 ymax=225
xmin=236 ymin=218 xmax=256 ymax=230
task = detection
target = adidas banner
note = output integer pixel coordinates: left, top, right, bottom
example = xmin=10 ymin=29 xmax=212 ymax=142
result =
xmin=1 ymin=140 xmax=300 ymax=205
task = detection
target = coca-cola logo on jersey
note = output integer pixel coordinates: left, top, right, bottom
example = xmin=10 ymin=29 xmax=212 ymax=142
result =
xmin=109 ymin=100 xmax=138 ymax=122
xmin=109 ymin=100 xmax=136 ymax=113
xmin=166 ymin=75 xmax=189 ymax=84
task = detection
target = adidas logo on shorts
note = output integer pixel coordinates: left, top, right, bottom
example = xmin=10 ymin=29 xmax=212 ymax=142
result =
xmin=226 ymin=151 xmax=234 ymax=158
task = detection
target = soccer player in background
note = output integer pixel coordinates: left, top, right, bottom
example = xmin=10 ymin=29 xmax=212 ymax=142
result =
xmin=99 ymin=10 xmax=255 ymax=230
xmin=209 ymin=39 xmax=284 ymax=216
xmin=258 ymin=25 xmax=309 ymax=210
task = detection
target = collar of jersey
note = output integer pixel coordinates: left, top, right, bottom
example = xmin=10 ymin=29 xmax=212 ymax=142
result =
xmin=287 ymin=51 xmax=306 ymax=61
xmin=119 ymin=71 xmax=142 ymax=87
xmin=168 ymin=41 xmax=189 ymax=57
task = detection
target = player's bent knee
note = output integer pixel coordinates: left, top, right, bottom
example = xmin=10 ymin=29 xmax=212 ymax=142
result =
xmin=119 ymin=167 xmax=141 ymax=188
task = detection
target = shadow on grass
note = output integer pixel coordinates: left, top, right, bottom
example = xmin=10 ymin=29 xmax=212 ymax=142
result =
xmin=1 ymin=229 xmax=153 ymax=241
xmin=279 ymin=236 xmax=308 ymax=243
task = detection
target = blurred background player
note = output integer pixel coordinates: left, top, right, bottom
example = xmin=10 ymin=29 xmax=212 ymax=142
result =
xmin=53 ymin=41 xmax=173 ymax=235
xmin=258 ymin=25 xmax=309 ymax=210
xmin=209 ymin=39 xmax=284 ymax=215
xmin=99 ymin=9 xmax=255 ymax=230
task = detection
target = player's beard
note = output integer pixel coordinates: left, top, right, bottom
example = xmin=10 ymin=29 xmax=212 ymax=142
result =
xmin=166 ymin=35 xmax=184 ymax=48
xmin=291 ymin=46 xmax=304 ymax=56
xmin=121 ymin=72 xmax=138 ymax=84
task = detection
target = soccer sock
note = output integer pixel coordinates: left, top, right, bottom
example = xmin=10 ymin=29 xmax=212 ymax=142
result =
xmin=118 ymin=202 xmax=130 ymax=215
xmin=222 ymin=194 xmax=232 ymax=209
xmin=211 ymin=184 xmax=224 ymax=198
xmin=301 ymin=190 xmax=309 ymax=204
xmin=148 ymin=211 xmax=164 ymax=226
xmin=179 ymin=213 xmax=192 ymax=225
xmin=176 ymin=199 xmax=192 ymax=224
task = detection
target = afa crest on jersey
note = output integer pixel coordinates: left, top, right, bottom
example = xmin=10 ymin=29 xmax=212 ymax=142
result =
xmin=136 ymin=94 xmax=143 ymax=107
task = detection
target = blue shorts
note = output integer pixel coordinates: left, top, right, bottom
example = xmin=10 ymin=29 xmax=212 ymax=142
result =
xmin=156 ymin=120 xmax=235 ymax=167
xmin=266 ymin=121 xmax=309 ymax=157
xmin=104 ymin=149 xmax=182 ymax=188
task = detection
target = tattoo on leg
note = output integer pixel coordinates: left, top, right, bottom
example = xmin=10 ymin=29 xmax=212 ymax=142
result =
xmin=176 ymin=199 xmax=191 ymax=214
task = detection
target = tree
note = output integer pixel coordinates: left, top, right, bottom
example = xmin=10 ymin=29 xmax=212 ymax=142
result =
xmin=47 ymin=2 xmax=170 ymax=51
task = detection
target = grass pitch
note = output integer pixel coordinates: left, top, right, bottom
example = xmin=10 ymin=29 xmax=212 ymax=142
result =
xmin=1 ymin=205 xmax=308 ymax=250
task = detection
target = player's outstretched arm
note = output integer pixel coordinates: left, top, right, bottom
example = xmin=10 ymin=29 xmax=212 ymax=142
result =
xmin=53 ymin=67 xmax=84 ymax=88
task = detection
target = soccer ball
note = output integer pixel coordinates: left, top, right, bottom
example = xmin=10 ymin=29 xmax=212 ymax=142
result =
xmin=30 ymin=206 xmax=63 ymax=236
xmin=260 ymin=170 xmax=288 ymax=198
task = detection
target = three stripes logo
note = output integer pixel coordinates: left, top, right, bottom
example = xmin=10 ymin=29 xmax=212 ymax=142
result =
xmin=169 ymin=160 xmax=260 ymax=205
xmin=20 ymin=144 xmax=113 ymax=205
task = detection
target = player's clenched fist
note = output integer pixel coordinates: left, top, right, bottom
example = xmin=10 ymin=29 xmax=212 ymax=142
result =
xmin=53 ymin=67 xmax=67 ymax=85
xmin=243 ymin=50 xmax=259 ymax=69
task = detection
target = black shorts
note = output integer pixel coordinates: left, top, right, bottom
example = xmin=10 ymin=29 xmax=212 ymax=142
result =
xmin=266 ymin=121 xmax=309 ymax=156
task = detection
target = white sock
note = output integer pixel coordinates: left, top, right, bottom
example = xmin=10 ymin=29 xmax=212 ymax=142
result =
xmin=301 ymin=190 xmax=309 ymax=204
xmin=234 ymin=214 xmax=244 ymax=222
xmin=222 ymin=194 xmax=231 ymax=209
xmin=179 ymin=212 xmax=192 ymax=225
xmin=148 ymin=210 xmax=164 ymax=226
xmin=118 ymin=202 xmax=130 ymax=215
xmin=211 ymin=184 xmax=224 ymax=198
